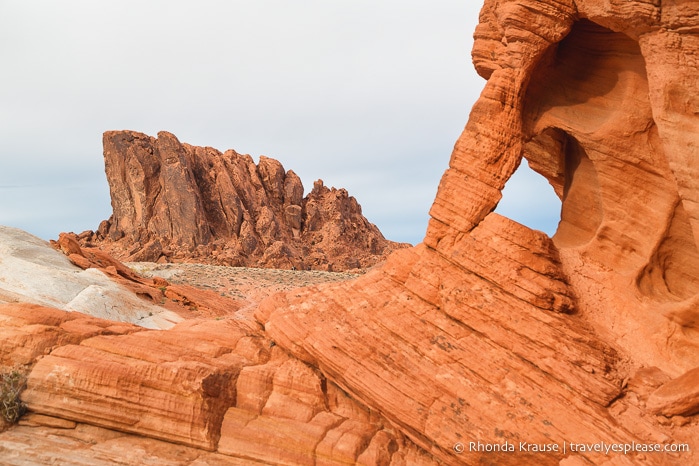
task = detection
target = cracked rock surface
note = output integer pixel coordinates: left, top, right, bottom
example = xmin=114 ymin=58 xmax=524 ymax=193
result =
xmin=1 ymin=0 xmax=699 ymax=464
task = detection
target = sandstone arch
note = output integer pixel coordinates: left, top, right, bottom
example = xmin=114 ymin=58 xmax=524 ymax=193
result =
xmin=6 ymin=2 xmax=699 ymax=465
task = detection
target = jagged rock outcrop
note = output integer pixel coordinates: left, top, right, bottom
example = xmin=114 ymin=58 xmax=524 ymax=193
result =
xmin=2 ymin=1 xmax=699 ymax=465
xmin=81 ymin=130 xmax=405 ymax=271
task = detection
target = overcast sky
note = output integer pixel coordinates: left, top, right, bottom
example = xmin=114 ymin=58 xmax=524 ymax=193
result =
xmin=0 ymin=0 xmax=561 ymax=246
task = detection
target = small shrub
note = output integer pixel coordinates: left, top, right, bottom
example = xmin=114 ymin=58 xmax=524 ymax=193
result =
xmin=1 ymin=368 xmax=27 ymax=424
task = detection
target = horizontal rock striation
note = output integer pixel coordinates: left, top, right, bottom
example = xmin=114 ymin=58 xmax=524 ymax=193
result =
xmin=253 ymin=0 xmax=699 ymax=464
xmin=4 ymin=302 xmax=436 ymax=464
xmin=83 ymin=130 xmax=406 ymax=271
xmin=2 ymin=0 xmax=699 ymax=464
xmin=21 ymin=319 xmax=261 ymax=451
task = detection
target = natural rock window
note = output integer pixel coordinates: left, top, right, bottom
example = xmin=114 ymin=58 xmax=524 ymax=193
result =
xmin=521 ymin=17 xmax=699 ymax=310
xmin=494 ymin=159 xmax=561 ymax=237
xmin=522 ymin=18 xmax=653 ymax=259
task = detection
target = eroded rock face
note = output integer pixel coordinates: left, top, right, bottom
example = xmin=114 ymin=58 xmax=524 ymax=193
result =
xmin=0 ymin=227 xmax=435 ymax=463
xmin=83 ymin=130 xmax=405 ymax=271
xmin=2 ymin=302 xmax=436 ymax=464
xmin=2 ymin=1 xmax=699 ymax=465
xmin=255 ymin=0 xmax=699 ymax=464
xmin=466 ymin=0 xmax=699 ymax=372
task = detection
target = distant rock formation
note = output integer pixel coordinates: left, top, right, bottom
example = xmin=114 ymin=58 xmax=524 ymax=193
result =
xmin=2 ymin=1 xmax=699 ymax=465
xmin=81 ymin=130 xmax=406 ymax=271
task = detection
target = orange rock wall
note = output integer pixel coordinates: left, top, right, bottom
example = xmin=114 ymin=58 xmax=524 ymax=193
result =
xmin=439 ymin=0 xmax=699 ymax=373
xmin=2 ymin=1 xmax=698 ymax=465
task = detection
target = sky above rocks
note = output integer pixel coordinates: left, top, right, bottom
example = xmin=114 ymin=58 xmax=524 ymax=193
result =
xmin=0 ymin=0 xmax=561 ymax=245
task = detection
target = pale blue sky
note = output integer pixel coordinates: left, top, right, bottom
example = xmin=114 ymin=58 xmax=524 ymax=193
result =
xmin=0 ymin=0 xmax=561 ymax=245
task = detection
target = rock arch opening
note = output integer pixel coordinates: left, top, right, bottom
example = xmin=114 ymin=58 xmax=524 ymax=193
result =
xmin=495 ymin=158 xmax=561 ymax=237
xmin=520 ymin=18 xmax=653 ymax=253
xmin=498 ymin=127 xmax=603 ymax=245
xmin=518 ymin=17 xmax=698 ymax=303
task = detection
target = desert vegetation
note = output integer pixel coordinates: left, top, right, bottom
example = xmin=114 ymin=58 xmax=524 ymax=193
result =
xmin=0 ymin=367 xmax=27 ymax=429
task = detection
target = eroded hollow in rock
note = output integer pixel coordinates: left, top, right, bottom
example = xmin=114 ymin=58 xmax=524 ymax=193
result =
xmin=638 ymin=200 xmax=699 ymax=301
xmin=521 ymin=17 xmax=699 ymax=303
xmin=547 ymin=130 xmax=602 ymax=248
xmin=523 ymin=19 xmax=647 ymax=132
xmin=522 ymin=19 xmax=649 ymax=252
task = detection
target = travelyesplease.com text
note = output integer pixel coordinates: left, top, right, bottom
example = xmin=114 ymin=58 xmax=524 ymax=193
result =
xmin=453 ymin=440 xmax=690 ymax=455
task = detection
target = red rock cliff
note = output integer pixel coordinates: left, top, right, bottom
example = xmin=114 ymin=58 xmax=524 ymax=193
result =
xmin=86 ymin=130 xmax=405 ymax=271
xmin=2 ymin=1 xmax=698 ymax=465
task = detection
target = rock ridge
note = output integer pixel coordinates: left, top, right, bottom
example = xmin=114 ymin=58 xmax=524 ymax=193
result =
xmin=1 ymin=0 xmax=698 ymax=465
xmin=80 ymin=130 xmax=407 ymax=271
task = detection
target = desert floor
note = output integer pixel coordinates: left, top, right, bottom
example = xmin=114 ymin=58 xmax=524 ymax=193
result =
xmin=128 ymin=261 xmax=361 ymax=305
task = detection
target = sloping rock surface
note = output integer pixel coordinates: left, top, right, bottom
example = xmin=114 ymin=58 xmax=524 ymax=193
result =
xmin=0 ymin=226 xmax=180 ymax=329
xmin=254 ymin=0 xmax=699 ymax=463
xmin=2 ymin=0 xmax=699 ymax=465
xmin=82 ymin=130 xmax=406 ymax=271
xmin=1 ymin=302 xmax=437 ymax=465
xmin=0 ymin=230 xmax=434 ymax=464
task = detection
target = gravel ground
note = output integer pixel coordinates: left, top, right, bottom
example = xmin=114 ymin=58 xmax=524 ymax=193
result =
xmin=127 ymin=262 xmax=360 ymax=301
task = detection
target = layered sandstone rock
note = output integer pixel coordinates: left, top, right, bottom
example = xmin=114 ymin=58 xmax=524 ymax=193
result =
xmin=21 ymin=318 xmax=262 ymax=451
xmin=0 ymin=228 xmax=432 ymax=463
xmin=254 ymin=0 xmax=699 ymax=464
xmin=0 ymin=421 xmax=257 ymax=466
xmin=2 ymin=301 xmax=435 ymax=464
xmin=80 ymin=130 xmax=405 ymax=271
xmin=0 ymin=304 xmax=142 ymax=369
xmin=2 ymin=1 xmax=699 ymax=465
xmin=469 ymin=0 xmax=699 ymax=373
xmin=53 ymin=231 xmax=244 ymax=320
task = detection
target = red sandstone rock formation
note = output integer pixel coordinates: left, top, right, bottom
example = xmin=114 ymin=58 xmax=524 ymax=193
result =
xmin=81 ymin=130 xmax=405 ymax=271
xmin=253 ymin=0 xmax=699 ymax=463
xmin=2 ymin=303 xmax=435 ymax=463
xmin=2 ymin=1 xmax=699 ymax=465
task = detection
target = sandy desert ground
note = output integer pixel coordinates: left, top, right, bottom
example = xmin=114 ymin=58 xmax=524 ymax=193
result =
xmin=128 ymin=261 xmax=362 ymax=306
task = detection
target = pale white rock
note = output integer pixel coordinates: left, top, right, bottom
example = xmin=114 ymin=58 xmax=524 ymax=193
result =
xmin=0 ymin=226 xmax=180 ymax=329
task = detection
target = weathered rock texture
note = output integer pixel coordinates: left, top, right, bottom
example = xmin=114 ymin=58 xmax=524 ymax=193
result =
xmin=52 ymin=231 xmax=244 ymax=321
xmin=2 ymin=302 xmax=435 ymax=464
xmin=0 ymin=226 xmax=182 ymax=329
xmin=82 ymin=130 xmax=405 ymax=271
xmin=3 ymin=231 xmax=434 ymax=463
xmin=2 ymin=1 xmax=699 ymax=465
xmin=466 ymin=0 xmax=699 ymax=372
xmin=254 ymin=0 xmax=699 ymax=464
